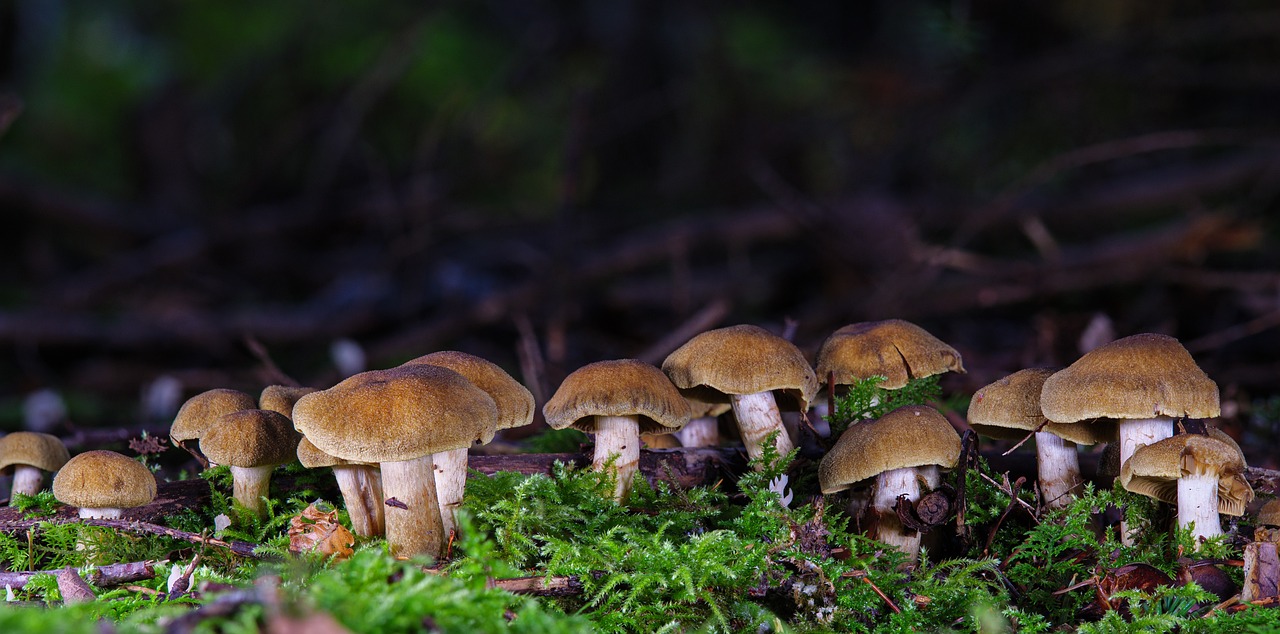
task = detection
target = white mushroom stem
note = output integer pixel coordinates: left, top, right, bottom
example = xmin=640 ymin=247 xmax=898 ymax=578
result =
xmin=593 ymin=415 xmax=640 ymax=502
xmin=433 ymin=448 xmax=470 ymax=539
xmin=333 ymin=465 xmax=385 ymax=538
xmin=729 ymin=391 xmax=795 ymax=468
xmin=380 ymin=455 xmax=444 ymax=559
xmin=10 ymin=465 xmax=45 ymax=498
xmin=872 ymin=467 xmax=923 ymax=561
xmin=675 ymin=417 xmax=719 ymax=448
xmin=1035 ymin=432 xmax=1082 ymax=510
xmin=77 ymin=508 xmax=122 ymax=519
xmin=1177 ymin=472 xmax=1223 ymax=544
xmin=230 ymin=465 xmax=275 ymax=518
xmin=1118 ymin=418 xmax=1172 ymax=471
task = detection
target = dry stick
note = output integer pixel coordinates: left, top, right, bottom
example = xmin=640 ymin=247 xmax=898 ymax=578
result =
xmin=840 ymin=571 xmax=901 ymax=614
xmin=0 ymin=560 xmax=156 ymax=590
xmin=635 ymin=297 xmax=732 ymax=365
xmin=982 ymin=476 xmax=1028 ymax=557
xmin=242 ymin=335 xmax=299 ymax=387
xmin=1000 ymin=419 xmax=1050 ymax=456
xmin=0 ymin=518 xmax=263 ymax=559
xmin=954 ymin=430 xmax=976 ymax=542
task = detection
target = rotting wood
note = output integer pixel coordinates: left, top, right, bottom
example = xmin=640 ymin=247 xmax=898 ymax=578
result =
xmin=1242 ymin=541 xmax=1280 ymax=603
xmin=0 ymin=560 xmax=156 ymax=590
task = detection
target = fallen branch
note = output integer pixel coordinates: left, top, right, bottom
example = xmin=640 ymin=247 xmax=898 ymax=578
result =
xmin=0 ymin=560 xmax=156 ymax=590
xmin=0 ymin=518 xmax=263 ymax=560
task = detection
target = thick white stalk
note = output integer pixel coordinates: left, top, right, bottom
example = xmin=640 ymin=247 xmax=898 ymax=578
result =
xmin=10 ymin=465 xmax=44 ymax=498
xmin=1178 ymin=472 xmax=1223 ymax=544
xmin=333 ymin=465 xmax=385 ymax=537
xmin=433 ymin=448 xmax=470 ymax=539
xmin=675 ymin=417 xmax=719 ymax=448
xmin=872 ymin=467 xmax=922 ymax=560
xmin=230 ymin=465 xmax=275 ymax=518
xmin=1035 ymin=432 xmax=1082 ymax=510
xmin=729 ymin=391 xmax=794 ymax=468
xmin=380 ymin=455 xmax=444 ymax=559
xmin=77 ymin=507 xmax=123 ymax=519
xmin=593 ymin=415 xmax=640 ymax=502
xmin=1118 ymin=418 xmax=1172 ymax=471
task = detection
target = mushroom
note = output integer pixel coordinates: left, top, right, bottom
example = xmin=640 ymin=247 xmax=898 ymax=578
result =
xmin=200 ymin=409 xmax=300 ymax=517
xmin=171 ymin=388 xmax=256 ymax=466
xmin=52 ymin=450 xmax=156 ymax=519
xmin=816 ymin=319 xmax=964 ymax=393
xmin=544 ymin=359 xmax=691 ymax=502
xmin=0 ymin=432 xmax=70 ymax=501
xmin=662 ymin=325 xmax=816 ymax=468
xmin=674 ymin=396 xmax=729 ymax=448
xmin=818 ymin=405 xmax=961 ymax=561
xmin=292 ymin=365 xmax=498 ymax=559
xmin=1120 ymin=432 xmax=1253 ymax=545
xmin=259 ymin=385 xmax=318 ymax=418
xmin=398 ymin=351 xmax=534 ymax=539
xmin=641 ymin=433 xmax=682 ymax=449
xmin=967 ymin=368 xmax=1114 ymax=509
xmin=1041 ymin=333 xmax=1219 ymax=472
xmin=298 ymin=437 xmax=385 ymax=537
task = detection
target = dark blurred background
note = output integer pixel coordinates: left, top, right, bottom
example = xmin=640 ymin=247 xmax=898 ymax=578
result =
xmin=0 ymin=1 xmax=1278 ymax=463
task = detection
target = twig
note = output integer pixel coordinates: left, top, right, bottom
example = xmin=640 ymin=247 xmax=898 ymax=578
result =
xmin=243 ymin=335 xmax=299 ymax=387
xmin=983 ymin=476 xmax=1028 ymax=556
xmin=841 ymin=570 xmax=901 ymax=614
xmin=1001 ymin=419 xmax=1049 ymax=456
xmin=0 ymin=518 xmax=263 ymax=559
xmin=635 ymin=297 xmax=731 ymax=365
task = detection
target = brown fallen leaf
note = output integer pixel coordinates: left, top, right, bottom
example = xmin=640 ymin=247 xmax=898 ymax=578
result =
xmin=288 ymin=503 xmax=355 ymax=561
xmin=55 ymin=567 xmax=96 ymax=604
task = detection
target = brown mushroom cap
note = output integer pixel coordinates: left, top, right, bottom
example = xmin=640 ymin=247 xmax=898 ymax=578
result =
xmin=1260 ymin=499 xmax=1280 ymax=527
xmin=0 ymin=432 xmax=70 ymax=474
xmin=400 ymin=351 xmax=535 ymax=431
xmin=967 ymin=368 xmax=1114 ymax=445
xmin=816 ymin=319 xmax=965 ymax=390
xmin=259 ymin=386 xmax=317 ymax=419
xmin=200 ymin=409 xmax=300 ymax=468
xmin=292 ymin=365 xmax=498 ymax=464
xmin=1041 ymin=334 xmax=1219 ymax=423
xmin=296 ymin=436 xmax=365 ymax=469
xmin=52 ymin=450 xmax=156 ymax=510
xmin=684 ymin=395 xmax=731 ymax=419
xmin=1120 ymin=433 xmax=1253 ymax=516
xmin=662 ymin=324 xmax=817 ymax=411
xmin=544 ymin=359 xmax=692 ymax=434
xmin=171 ymin=388 xmax=256 ymax=443
xmin=818 ymin=405 xmax=962 ymax=494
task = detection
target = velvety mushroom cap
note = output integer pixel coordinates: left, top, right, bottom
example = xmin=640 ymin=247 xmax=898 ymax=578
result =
xmin=292 ymin=365 xmax=498 ymax=464
xmin=52 ymin=450 xmax=156 ymax=509
xmin=400 ymin=351 xmax=535 ymax=431
xmin=1260 ymin=499 xmax=1280 ymax=527
xmin=259 ymin=386 xmax=317 ymax=419
xmin=967 ymin=368 xmax=1113 ymax=445
xmin=1120 ymin=433 xmax=1254 ymax=516
xmin=818 ymin=405 xmax=962 ymax=494
xmin=662 ymin=324 xmax=817 ymax=411
xmin=1041 ymin=334 xmax=1219 ymax=423
xmin=544 ymin=359 xmax=692 ymax=434
xmin=816 ymin=319 xmax=965 ymax=390
xmin=171 ymin=388 xmax=256 ymax=443
xmin=200 ymin=409 xmax=300 ymax=468
xmin=0 ymin=432 xmax=70 ymax=474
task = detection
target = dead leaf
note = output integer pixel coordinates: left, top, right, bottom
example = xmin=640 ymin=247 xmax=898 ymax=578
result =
xmin=55 ymin=567 xmax=96 ymax=605
xmin=288 ymin=503 xmax=355 ymax=561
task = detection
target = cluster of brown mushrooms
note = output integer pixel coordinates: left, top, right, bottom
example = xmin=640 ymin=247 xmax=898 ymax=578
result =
xmin=4 ymin=319 xmax=1273 ymax=569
